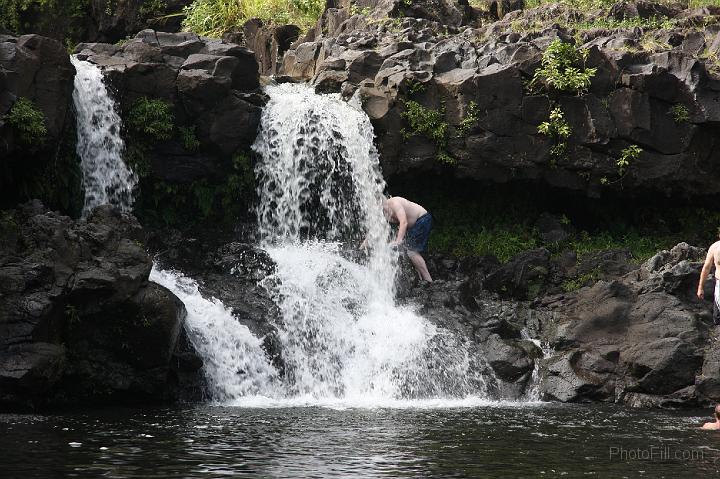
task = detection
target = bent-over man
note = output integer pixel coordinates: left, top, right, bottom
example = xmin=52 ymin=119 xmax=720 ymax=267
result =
xmin=382 ymin=196 xmax=433 ymax=282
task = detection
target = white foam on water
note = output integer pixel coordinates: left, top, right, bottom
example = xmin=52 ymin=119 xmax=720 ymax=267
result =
xmin=225 ymin=395 xmax=546 ymax=410
xmin=71 ymin=56 xmax=136 ymax=216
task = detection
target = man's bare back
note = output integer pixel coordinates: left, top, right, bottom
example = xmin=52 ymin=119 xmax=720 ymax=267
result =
xmin=383 ymin=197 xmax=427 ymax=228
xmin=380 ymin=196 xmax=433 ymax=282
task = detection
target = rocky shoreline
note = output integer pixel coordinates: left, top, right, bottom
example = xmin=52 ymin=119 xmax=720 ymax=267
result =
xmin=3 ymin=0 xmax=720 ymax=410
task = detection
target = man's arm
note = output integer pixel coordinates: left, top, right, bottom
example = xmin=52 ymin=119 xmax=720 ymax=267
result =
xmin=389 ymin=202 xmax=408 ymax=245
xmin=698 ymin=247 xmax=715 ymax=299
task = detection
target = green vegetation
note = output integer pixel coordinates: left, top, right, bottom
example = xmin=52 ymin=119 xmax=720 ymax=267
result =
xmin=133 ymin=152 xmax=255 ymax=226
xmin=127 ymin=97 xmax=174 ymax=142
xmin=524 ymin=0 xmax=720 ymax=10
xmin=400 ymin=182 xmax=720 ymax=266
xmin=531 ymin=40 xmax=597 ymax=94
xmin=538 ymin=107 xmax=571 ymax=164
xmin=401 ymin=100 xmax=448 ymax=147
xmin=458 ymin=101 xmax=480 ymax=136
xmin=0 ymin=0 xmax=90 ymax=44
xmin=122 ymin=95 xmax=254 ymax=226
xmin=600 ymin=144 xmax=643 ymax=186
xmin=405 ymin=79 xmax=426 ymax=96
xmin=401 ymin=100 xmax=452 ymax=163
xmin=182 ymin=0 xmax=324 ymax=37
xmin=400 ymin=99 xmax=481 ymax=166
xmin=139 ymin=0 xmax=167 ymax=19
xmin=670 ymin=104 xmax=690 ymax=124
xmin=562 ymin=267 xmax=600 ymax=292
xmin=617 ymin=144 xmax=641 ymax=177
xmin=571 ymin=15 xmax=674 ymax=31
xmin=3 ymin=97 xmax=47 ymax=145
xmin=1 ymin=117 xmax=84 ymax=215
xmin=65 ymin=304 xmax=80 ymax=327
xmin=425 ymin=193 xmax=679 ymax=263
xmin=349 ymin=3 xmax=371 ymax=16
xmin=179 ymin=126 xmax=201 ymax=152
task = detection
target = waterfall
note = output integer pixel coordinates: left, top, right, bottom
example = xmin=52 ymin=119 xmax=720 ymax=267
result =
xmin=66 ymin=64 xmax=495 ymax=405
xmin=150 ymin=267 xmax=281 ymax=401
xmin=71 ymin=56 xmax=136 ymax=216
xmin=521 ymin=328 xmax=551 ymax=401
xmin=249 ymin=83 xmax=489 ymax=404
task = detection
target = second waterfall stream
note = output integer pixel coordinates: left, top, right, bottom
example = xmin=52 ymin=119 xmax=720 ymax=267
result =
xmin=68 ymin=61 xmax=493 ymax=406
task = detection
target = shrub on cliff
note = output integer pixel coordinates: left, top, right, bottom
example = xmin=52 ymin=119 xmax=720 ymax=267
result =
xmin=531 ymin=39 xmax=596 ymax=94
xmin=182 ymin=0 xmax=324 ymax=36
xmin=3 ymin=97 xmax=47 ymax=145
xmin=128 ymin=97 xmax=174 ymax=142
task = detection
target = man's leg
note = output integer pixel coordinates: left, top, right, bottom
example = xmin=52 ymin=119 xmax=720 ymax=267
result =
xmin=714 ymin=279 xmax=720 ymax=325
xmin=407 ymin=250 xmax=432 ymax=282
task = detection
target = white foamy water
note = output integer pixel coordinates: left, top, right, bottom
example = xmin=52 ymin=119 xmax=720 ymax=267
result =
xmin=71 ymin=56 xmax=136 ymax=216
xmin=521 ymin=328 xmax=552 ymax=402
xmin=150 ymin=266 xmax=281 ymax=401
xmin=250 ymin=83 xmax=489 ymax=403
xmin=69 ymin=59 xmax=517 ymax=407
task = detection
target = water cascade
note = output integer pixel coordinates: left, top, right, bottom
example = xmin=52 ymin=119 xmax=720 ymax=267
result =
xmin=71 ymin=56 xmax=136 ymax=216
xmin=250 ymin=83 xmax=489 ymax=404
xmin=150 ymin=267 xmax=281 ymax=401
xmin=71 ymin=62 xmax=494 ymax=405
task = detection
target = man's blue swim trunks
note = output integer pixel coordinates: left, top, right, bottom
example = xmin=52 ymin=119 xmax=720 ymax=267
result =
xmin=405 ymin=213 xmax=432 ymax=252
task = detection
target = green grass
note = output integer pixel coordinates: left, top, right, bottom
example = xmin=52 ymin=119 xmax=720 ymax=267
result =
xmin=429 ymin=213 xmax=676 ymax=264
xmin=181 ymin=0 xmax=324 ymax=37
xmin=403 ymin=186 xmax=720 ymax=264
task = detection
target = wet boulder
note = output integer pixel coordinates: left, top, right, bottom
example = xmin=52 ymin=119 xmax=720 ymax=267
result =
xmin=0 ymin=203 xmax=200 ymax=411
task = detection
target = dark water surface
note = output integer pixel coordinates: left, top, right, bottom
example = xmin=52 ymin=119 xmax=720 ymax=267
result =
xmin=2 ymin=403 xmax=720 ymax=478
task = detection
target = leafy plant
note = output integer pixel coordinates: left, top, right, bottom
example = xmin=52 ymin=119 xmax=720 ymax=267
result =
xmin=457 ymin=101 xmax=479 ymax=135
xmin=617 ymin=144 xmax=642 ymax=177
xmin=179 ymin=125 xmax=200 ymax=152
xmin=531 ymin=39 xmax=597 ymax=94
xmin=139 ymin=0 xmax=167 ymax=18
xmin=669 ymin=104 xmax=690 ymax=124
xmin=401 ymin=99 xmax=449 ymax=147
xmin=3 ymin=97 xmax=47 ymax=145
xmin=601 ymin=144 xmax=642 ymax=186
xmin=127 ymin=97 xmax=174 ymax=142
xmin=405 ymin=79 xmax=426 ymax=96
xmin=538 ymin=107 xmax=571 ymax=163
xmin=401 ymin=99 xmax=483 ymax=165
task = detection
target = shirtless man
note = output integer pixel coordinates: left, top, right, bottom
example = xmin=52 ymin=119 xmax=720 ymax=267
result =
xmin=701 ymin=404 xmax=720 ymax=430
xmin=697 ymin=235 xmax=720 ymax=324
xmin=382 ymin=196 xmax=433 ymax=282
